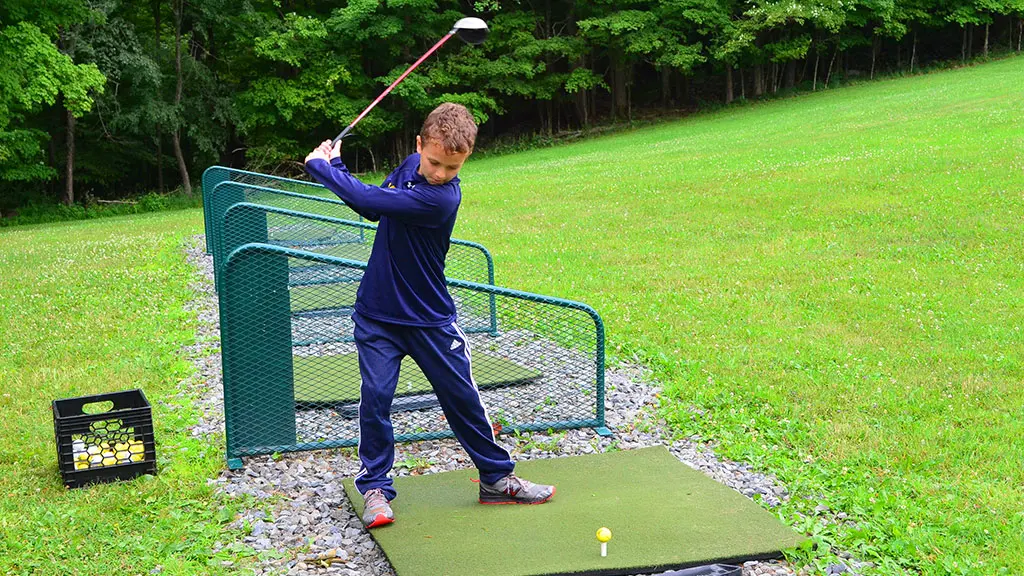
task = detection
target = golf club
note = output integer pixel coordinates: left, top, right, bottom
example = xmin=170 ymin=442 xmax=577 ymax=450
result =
xmin=331 ymin=17 xmax=489 ymax=145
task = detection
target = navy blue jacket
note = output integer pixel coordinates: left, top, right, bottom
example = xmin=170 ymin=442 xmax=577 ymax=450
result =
xmin=305 ymin=154 xmax=460 ymax=326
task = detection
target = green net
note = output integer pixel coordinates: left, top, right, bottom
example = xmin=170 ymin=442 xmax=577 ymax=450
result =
xmin=209 ymin=183 xmax=496 ymax=295
xmin=222 ymin=202 xmax=498 ymax=341
xmin=219 ymin=244 xmax=606 ymax=469
xmin=201 ymin=166 xmax=352 ymax=255
xmin=208 ymin=181 xmax=366 ymax=290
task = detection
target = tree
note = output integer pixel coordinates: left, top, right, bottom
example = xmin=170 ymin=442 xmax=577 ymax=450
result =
xmin=70 ymin=0 xmax=166 ymax=196
xmin=0 ymin=6 xmax=104 ymax=208
xmin=944 ymin=0 xmax=995 ymax=61
xmin=578 ymin=7 xmax=668 ymax=118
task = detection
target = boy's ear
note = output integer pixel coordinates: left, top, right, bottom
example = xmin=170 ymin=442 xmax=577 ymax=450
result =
xmin=415 ymin=135 xmax=422 ymax=154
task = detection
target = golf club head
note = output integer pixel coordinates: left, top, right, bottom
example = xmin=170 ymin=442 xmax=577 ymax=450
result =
xmin=452 ymin=17 xmax=488 ymax=45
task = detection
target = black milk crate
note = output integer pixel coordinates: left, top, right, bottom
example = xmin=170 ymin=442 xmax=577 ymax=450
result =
xmin=52 ymin=389 xmax=158 ymax=488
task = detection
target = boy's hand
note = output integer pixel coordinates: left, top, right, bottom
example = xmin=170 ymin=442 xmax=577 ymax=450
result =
xmin=304 ymin=139 xmax=340 ymax=164
xmin=304 ymin=141 xmax=329 ymax=165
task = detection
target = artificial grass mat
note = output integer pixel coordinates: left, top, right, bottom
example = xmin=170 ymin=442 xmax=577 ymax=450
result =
xmin=343 ymin=446 xmax=806 ymax=576
xmin=289 ymin=282 xmax=357 ymax=313
xmin=293 ymin=352 xmax=541 ymax=404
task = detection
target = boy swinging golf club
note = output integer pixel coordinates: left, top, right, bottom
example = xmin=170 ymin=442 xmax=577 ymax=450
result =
xmin=304 ymin=19 xmax=555 ymax=529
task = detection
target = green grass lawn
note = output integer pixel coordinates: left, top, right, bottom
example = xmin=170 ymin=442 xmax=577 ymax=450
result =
xmin=453 ymin=56 xmax=1024 ymax=574
xmin=2 ymin=56 xmax=1022 ymax=575
xmin=0 ymin=211 xmax=268 ymax=575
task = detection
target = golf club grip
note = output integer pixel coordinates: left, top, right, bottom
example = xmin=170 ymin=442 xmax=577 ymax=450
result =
xmin=330 ymin=32 xmax=455 ymax=146
xmin=332 ymin=126 xmax=352 ymax=146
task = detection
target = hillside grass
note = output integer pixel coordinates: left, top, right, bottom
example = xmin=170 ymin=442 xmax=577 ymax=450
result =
xmin=0 ymin=212 xmax=269 ymax=575
xmin=454 ymin=56 xmax=1024 ymax=575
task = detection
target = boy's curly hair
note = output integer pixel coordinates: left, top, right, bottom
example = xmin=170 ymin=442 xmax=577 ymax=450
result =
xmin=420 ymin=103 xmax=477 ymax=154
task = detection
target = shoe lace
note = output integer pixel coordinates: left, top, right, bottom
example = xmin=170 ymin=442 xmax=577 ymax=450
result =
xmin=503 ymin=474 xmax=533 ymax=496
xmin=365 ymin=489 xmax=388 ymax=510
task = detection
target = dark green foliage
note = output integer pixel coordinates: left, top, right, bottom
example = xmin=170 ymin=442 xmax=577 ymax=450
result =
xmin=2 ymin=0 xmax=1023 ymax=211
xmin=0 ymin=19 xmax=104 ymax=186
xmin=0 ymin=189 xmax=201 ymax=227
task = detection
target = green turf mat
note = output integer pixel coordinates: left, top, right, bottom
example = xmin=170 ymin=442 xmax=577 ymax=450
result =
xmin=315 ymin=243 xmax=373 ymax=261
xmin=290 ymin=283 xmax=358 ymax=313
xmin=293 ymin=353 xmax=542 ymax=404
xmin=344 ymin=446 xmax=806 ymax=576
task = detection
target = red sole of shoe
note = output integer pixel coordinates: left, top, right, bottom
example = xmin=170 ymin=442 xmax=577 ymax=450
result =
xmin=478 ymin=486 xmax=556 ymax=505
xmin=366 ymin=514 xmax=394 ymax=528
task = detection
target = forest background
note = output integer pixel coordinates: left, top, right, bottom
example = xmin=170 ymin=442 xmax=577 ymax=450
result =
xmin=2 ymin=0 xmax=1023 ymax=217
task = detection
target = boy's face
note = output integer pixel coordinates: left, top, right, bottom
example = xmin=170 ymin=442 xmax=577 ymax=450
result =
xmin=416 ymin=135 xmax=470 ymax=186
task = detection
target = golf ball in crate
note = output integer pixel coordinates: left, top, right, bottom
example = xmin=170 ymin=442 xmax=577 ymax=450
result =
xmin=71 ymin=438 xmax=147 ymax=468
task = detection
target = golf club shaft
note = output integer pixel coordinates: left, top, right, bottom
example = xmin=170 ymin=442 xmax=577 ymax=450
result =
xmin=332 ymin=32 xmax=455 ymax=145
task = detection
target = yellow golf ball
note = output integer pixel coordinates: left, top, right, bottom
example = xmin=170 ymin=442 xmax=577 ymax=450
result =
xmin=596 ymin=527 xmax=612 ymax=542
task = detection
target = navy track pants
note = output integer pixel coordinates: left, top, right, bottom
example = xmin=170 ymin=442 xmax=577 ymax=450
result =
xmin=352 ymin=311 xmax=515 ymax=500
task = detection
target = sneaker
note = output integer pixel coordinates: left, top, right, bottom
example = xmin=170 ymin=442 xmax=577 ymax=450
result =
xmin=361 ymin=488 xmax=394 ymax=528
xmin=479 ymin=473 xmax=556 ymax=505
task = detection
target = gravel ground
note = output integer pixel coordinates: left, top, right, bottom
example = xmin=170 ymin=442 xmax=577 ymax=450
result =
xmin=177 ymin=236 xmax=870 ymax=576
xmin=290 ymin=326 xmax=603 ymax=444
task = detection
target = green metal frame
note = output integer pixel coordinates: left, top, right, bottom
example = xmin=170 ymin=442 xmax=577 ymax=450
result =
xmin=219 ymin=243 xmax=610 ymax=469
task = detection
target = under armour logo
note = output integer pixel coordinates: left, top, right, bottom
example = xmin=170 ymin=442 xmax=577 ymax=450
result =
xmin=450 ymin=339 xmax=462 ymax=351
